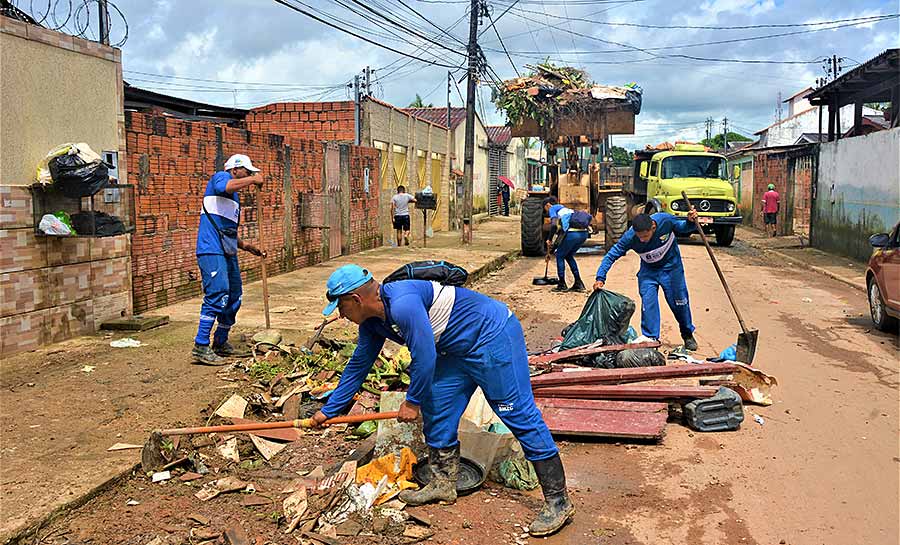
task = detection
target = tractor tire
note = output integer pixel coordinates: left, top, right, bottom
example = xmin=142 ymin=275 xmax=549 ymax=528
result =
xmin=604 ymin=195 xmax=628 ymax=250
xmin=521 ymin=196 xmax=547 ymax=257
xmin=714 ymin=225 xmax=736 ymax=247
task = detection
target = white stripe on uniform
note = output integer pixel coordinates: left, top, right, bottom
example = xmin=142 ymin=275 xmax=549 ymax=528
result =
xmin=637 ymin=234 xmax=675 ymax=264
xmin=428 ymin=281 xmax=456 ymax=342
xmin=202 ymin=195 xmax=240 ymax=223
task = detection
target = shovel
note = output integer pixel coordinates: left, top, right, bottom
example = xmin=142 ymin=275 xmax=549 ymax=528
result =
xmin=533 ymin=244 xmax=559 ymax=286
xmin=681 ymin=191 xmax=758 ymax=363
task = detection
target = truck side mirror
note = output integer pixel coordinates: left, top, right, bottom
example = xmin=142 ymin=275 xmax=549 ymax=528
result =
xmin=639 ymin=162 xmax=648 ymax=178
xmin=869 ymin=233 xmax=890 ymax=248
xmin=732 ymin=165 xmax=741 ymax=180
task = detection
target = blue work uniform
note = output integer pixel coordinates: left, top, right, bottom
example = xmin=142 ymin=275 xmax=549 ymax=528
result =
xmin=320 ymin=280 xmax=558 ymax=462
xmin=549 ymin=204 xmax=589 ymax=284
xmin=595 ymin=213 xmax=696 ymax=339
xmin=194 ymin=171 xmax=242 ymax=347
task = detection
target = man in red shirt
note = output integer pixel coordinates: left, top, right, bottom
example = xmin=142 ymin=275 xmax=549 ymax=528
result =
xmin=762 ymin=183 xmax=780 ymax=237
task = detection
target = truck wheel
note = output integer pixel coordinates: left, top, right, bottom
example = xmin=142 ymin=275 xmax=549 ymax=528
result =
xmin=604 ymin=195 xmax=628 ymax=250
xmin=521 ymin=196 xmax=547 ymax=257
xmin=714 ymin=225 xmax=735 ymax=247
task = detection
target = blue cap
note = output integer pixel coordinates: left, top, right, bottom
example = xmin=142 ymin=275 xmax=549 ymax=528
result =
xmin=548 ymin=204 xmax=564 ymax=219
xmin=323 ymin=264 xmax=373 ymax=316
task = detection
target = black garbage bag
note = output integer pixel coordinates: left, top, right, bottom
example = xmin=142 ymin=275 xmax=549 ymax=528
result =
xmin=615 ymin=348 xmax=665 ymax=368
xmin=559 ymin=290 xmax=636 ymax=351
xmin=70 ymin=211 xmax=126 ymax=237
xmin=625 ymin=89 xmax=643 ymax=115
xmin=49 ymin=153 xmax=109 ymax=198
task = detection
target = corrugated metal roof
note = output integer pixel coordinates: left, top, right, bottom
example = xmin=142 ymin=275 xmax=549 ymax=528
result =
xmin=486 ymin=126 xmax=512 ymax=145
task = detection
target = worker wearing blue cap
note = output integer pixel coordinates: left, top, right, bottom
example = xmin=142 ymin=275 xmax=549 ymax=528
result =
xmin=311 ymin=264 xmax=574 ymax=537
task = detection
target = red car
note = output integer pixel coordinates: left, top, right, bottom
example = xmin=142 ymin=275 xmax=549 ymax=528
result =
xmin=867 ymin=222 xmax=900 ymax=331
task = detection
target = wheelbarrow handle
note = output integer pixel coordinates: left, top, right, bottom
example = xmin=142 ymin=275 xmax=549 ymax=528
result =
xmin=158 ymin=411 xmax=400 ymax=436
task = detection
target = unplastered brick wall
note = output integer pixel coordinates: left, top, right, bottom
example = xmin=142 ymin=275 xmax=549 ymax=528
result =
xmin=126 ymin=111 xmax=380 ymax=313
xmin=246 ymin=102 xmax=356 ymax=143
xmin=752 ymin=148 xmax=816 ymax=236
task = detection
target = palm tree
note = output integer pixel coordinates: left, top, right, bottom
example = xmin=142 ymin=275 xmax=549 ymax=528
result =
xmin=408 ymin=94 xmax=433 ymax=108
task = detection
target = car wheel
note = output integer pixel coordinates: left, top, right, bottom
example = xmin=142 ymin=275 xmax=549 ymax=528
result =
xmin=868 ymin=279 xmax=898 ymax=332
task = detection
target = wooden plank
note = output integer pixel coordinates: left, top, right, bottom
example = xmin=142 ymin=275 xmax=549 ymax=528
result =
xmin=531 ymin=363 xmax=738 ymax=389
xmin=229 ymin=418 xmax=302 ymax=442
xmin=529 ymin=341 xmax=661 ymax=367
xmin=533 ymin=385 xmax=718 ymax=400
xmin=537 ymin=405 xmax=666 ymax=440
xmin=536 ymin=398 xmax=667 ymax=413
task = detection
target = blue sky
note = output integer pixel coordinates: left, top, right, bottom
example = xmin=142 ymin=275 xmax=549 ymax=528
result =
xmin=45 ymin=0 xmax=900 ymax=149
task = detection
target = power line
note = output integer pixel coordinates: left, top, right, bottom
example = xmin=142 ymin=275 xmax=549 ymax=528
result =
xmin=273 ymin=0 xmax=461 ymax=68
xmin=486 ymin=10 xmax=519 ymax=76
xmin=390 ymin=0 xmax=467 ymax=45
xmin=339 ymin=0 xmax=467 ymax=57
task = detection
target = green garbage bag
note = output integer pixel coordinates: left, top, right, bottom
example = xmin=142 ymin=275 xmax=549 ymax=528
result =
xmin=497 ymin=458 xmax=539 ymax=491
xmin=559 ymin=290 xmax=636 ymax=351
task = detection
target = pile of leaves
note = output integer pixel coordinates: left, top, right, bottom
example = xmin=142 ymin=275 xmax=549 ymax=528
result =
xmin=492 ymin=61 xmax=592 ymax=129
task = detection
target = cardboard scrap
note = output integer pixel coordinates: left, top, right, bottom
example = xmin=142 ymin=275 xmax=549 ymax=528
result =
xmin=107 ymin=443 xmax=143 ymax=451
xmin=215 ymin=394 xmax=248 ymax=419
xmin=195 ymin=476 xmax=247 ymax=501
xmin=216 ymin=437 xmax=240 ymax=463
xmin=275 ymin=383 xmax=311 ymax=409
xmin=283 ymin=486 xmax=309 ymax=533
xmin=249 ymin=434 xmax=287 ymax=461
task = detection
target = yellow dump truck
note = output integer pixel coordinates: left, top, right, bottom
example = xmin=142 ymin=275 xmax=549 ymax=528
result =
xmin=628 ymin=143 xmax=742 ymax=246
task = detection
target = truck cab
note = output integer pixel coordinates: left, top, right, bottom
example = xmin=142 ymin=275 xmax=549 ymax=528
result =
xmin=630 ymin=143 xmax=741 ymax=246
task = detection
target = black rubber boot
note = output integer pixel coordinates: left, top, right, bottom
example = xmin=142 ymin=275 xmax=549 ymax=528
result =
xmin=529 ymin=455 xmax=575 ymax=537
xmin=682 ymin=334 xmax=698 ymax=352
xmin=191 ymin=343 xmax=228 ymax=366
xmin=399 ymin=445 xmax=459 ymax=506
xmin=552 ymin=280 xmax=569 ymax=292
xmin=568 ymin=276 xmax=586 ymax=292
xmin=213 ymin=341 xmax=251 ymax=358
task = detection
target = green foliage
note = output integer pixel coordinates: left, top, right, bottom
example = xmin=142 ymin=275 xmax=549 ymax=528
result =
xmin=610 ymin=145 xmax=632 ymax=166
xmin=409 ymin=94 xmax=433 ymax=108
xmin=248 ymin=360 xmax=288 ymax=382
xmin=492 ymin=61 xmax=592 ymax=128
xmin=701 ymin=132 xmax=751 ymax=149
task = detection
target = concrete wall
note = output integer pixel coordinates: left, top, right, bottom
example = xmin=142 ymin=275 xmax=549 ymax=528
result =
xmin=449 ymin=119 xmax=490 ymax=215
xmin=813 ymin=127 xmax=900 ymax=261
xmin=363 ymin=100 xmax=451 ymax=243
xmin=0 ymin=17 xmax=131 ymax=357
xmin=762 ymin=105 xmax=879 ymax=147
xmin=126 ymin=112 xmax=380 ymax=312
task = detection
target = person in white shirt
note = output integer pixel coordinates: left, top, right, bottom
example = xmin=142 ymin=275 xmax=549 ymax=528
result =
xmin=391 ymin=185 xmax=416 ymax=246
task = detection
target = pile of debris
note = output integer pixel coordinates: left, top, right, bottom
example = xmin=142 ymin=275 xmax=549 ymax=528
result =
xmin=492 ymin=61 xmax=642 ymax=130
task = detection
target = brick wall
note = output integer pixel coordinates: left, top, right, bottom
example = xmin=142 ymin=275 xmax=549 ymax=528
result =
xmin=246 ymin=102 xmax=356 ymax=143
xmin=752 ymin=147 xmax=816 ymax=237
xmin=126 ymin=111 xmax=380 ymax=313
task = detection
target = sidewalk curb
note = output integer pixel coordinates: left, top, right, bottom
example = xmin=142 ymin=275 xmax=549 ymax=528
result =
xmin=3 ymin=464 xmax=140 ymax=545
xmin=765 ymin=247 xmax=866 ymax=293
xmin=2 ymin=248 xmax=522 ymax=544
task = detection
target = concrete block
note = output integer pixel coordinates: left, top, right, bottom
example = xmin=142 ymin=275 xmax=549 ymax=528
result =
xmin=100 ymin=314 xmax=168 ymax=331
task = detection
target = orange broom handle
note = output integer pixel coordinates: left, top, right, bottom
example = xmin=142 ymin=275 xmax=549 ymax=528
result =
xmin=158 ymin=411 xmax=400 ymax=436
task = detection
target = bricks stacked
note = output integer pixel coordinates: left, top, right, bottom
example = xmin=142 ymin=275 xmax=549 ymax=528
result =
xmin=126 ymin=111 xmax=381 ymax=313
xmin=246 ymin=102 xmax=356 ymax=143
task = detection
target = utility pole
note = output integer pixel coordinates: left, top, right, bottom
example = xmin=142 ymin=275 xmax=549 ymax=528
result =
xmin=353 ymin=75 xmax=361 ymax=146
xmin=461 ymin=0 xmax=482 ymax=243
xmin=98 ymin=0 xmax=110 ymax=45
xmin=447 ymin=71 xmax=452 ymax=129
xmin=722 ymin=117 xmax=728 ymax=152
xmin=364 ymin=66 xmax=371 ymax=97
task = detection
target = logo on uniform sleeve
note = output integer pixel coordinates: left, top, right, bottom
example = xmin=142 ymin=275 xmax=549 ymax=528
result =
xmin=391 ymin=324 xmax=402 ymax=336
xmin=497 ymin=402 xmax=514 ymax=413
xmin=659 ymin=233 xmax=669 ymax=242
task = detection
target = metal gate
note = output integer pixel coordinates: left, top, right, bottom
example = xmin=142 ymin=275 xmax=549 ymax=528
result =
xmin=488 ymin=148 xmax=509 ymax=216
xmin=325 ymin=143 xmax=342 ymax=259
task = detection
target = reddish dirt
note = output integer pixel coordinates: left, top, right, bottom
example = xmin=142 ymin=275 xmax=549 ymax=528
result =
xmin=5 ymin=234 xmax=899 ymax=545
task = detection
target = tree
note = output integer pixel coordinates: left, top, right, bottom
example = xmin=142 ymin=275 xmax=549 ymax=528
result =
xmin=408 ymin=94 xmax=433 ymax=108
xmin=610 ymin=145 xmax=632 ymax=166
xmin=701 ymin=132 xmax=751 ymax=150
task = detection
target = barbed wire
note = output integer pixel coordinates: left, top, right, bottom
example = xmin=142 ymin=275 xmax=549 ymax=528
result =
xmin=7 ymin=0 xmax=128 ymax=46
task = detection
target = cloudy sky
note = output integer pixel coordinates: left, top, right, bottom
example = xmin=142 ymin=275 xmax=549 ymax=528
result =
xmin=33 ymin=0 xmax=899 ymax=149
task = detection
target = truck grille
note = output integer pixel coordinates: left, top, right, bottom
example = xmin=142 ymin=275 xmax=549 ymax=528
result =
xmin=671 ymin=198 xmax=732 ymax=213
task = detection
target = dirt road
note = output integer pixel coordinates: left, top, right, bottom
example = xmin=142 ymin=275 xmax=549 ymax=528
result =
xmin=476 ymin=238 xmax=899 ymax=545
xmin=4 ymin=233 xmax=898 ymax=545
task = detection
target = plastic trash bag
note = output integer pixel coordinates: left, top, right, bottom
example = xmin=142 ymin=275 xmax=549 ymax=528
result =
xmin=70 ymin=211 xmax=125 ymax=236
xmin=719 ymin=344 xmax=737 ymax=361
xmin=42 ymin=143 xmax=109 ymax=198
xmin=38 ymin=214 xmax=72 ymax=235
xmin=559 ymin=290 xmax=636 ymax=350
xmin=496 ymin=458 xmax=539 ymax=491
xmin=615 ymin=348 xmax=666 ymax=368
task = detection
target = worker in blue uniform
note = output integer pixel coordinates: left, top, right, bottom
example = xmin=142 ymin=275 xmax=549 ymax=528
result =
xmin=192 ymin=154 xmax=265 ymax=365
xmin=594 ymin=211 xmax=700 ymax=351
xmin=543 ymin=197 xmax=590 ymax=292
xmin=310 ymin=265 xmax=574 ymax=536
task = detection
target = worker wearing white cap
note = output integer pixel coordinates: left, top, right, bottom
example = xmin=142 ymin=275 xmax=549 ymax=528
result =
xmin=192 ymin=154 xmax=265 ymax=365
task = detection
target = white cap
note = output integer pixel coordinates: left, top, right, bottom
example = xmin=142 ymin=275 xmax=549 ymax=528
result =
xmin=224 ymin=154 xmax=260 ymax=172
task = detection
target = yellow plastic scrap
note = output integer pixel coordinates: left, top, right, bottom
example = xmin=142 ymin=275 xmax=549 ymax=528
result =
xmin=356 ymin=447 xmax=419 ymax=505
